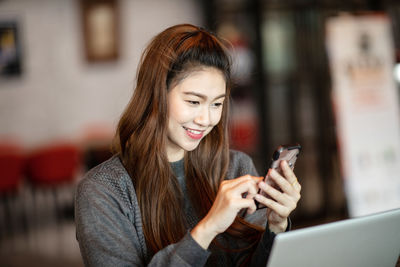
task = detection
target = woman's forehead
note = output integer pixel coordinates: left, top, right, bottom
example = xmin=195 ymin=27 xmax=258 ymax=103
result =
xmin=171 ymin=68 xmax=226 ymax=97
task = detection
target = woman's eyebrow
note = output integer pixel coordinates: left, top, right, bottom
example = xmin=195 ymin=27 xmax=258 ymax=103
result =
xmin=183 ymin=91 xmax=226 ymax=100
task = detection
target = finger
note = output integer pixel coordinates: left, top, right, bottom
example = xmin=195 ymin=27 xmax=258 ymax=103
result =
xmin=232 ymin=197 xmax=257 ymax=213
xmin=240 ymin=198 xmax=257 ymax=214
xmin=245 ymin=194 xmax=257 ymax=201
xmin=269 ymin=168 xmax=299 ymax=197
xmin=222 ymin=175 xmax=263 ymax=190
xmin=254 ymin=195 xmax=291 ymax=218
xmin=291 ymin=179 xmax=302 ymax=193
xmin=281 ymin=161 xmax=302 ymax=195
xmin=258 ymin=181 xmax=292 ymax=206
xmin=269 ymin=168 xmax=291 ymax=192
xmin=269 ymin=171 xmax=301 ymax=205
xmin=273 ymin=162 xmax=302 ymax=194
xmin=232 ymin=178 xmax=259 ymax=197
xmin=281 ymin=161 xmax=299 ymax=188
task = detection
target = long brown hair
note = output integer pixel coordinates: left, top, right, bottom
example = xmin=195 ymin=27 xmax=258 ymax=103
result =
xmin=114 ymin=24 xmax=263 ymax=255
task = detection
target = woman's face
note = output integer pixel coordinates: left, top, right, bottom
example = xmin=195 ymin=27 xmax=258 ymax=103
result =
xmin=166 ymin=67 xmax=226 ymax=162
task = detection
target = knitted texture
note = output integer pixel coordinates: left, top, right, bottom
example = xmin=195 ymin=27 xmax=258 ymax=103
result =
xmin=75 ymin=150 xmax=275 ymax=266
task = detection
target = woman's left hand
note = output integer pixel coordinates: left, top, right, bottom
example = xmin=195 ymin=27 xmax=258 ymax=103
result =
xmin=254 ymin=160 xmax=301 ymax=234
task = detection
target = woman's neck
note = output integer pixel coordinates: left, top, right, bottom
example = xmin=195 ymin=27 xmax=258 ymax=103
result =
xmin=167 ymin=150 xmax=184 ymax=162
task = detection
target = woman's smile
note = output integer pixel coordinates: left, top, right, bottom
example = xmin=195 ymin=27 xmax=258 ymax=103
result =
xmin=183 ymin=126 xmax=205 ymax=140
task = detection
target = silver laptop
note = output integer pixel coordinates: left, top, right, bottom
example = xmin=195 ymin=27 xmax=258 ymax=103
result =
xmin=267 ymin=208 xmax=400 ymax=267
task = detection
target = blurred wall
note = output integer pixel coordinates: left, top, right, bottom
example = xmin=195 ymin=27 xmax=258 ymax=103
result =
xmin=0 ymin=0 xmax=202 ymax=148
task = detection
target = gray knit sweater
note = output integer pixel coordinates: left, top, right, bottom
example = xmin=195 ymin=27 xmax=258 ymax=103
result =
xmin=75 ymin=150 xmax=281 ymax=266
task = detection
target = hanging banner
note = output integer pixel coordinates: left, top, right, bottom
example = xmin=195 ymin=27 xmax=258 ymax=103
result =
xmin=326 ymin=14 xmax=400 ymax=217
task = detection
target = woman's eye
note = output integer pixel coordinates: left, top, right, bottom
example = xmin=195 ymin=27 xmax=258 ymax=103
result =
xmin=186 ymin=100 xmax=200 ymax=105
xmin=212 ymin=102 xmax=223 ymax=108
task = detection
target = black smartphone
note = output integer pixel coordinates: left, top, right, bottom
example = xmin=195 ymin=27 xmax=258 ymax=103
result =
xmin=256 ymin=143 xmax=301 ymax=209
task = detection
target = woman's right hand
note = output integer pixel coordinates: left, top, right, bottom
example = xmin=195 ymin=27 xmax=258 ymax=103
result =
xmin=191 ymin=175 xmax=262 ymax=249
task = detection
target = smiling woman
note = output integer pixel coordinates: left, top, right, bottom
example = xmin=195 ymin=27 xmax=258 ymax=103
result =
xmin=74 ymin=24 xmax=302 ymax=267
xmin=166 ymin=68 xmax=226 ymax=161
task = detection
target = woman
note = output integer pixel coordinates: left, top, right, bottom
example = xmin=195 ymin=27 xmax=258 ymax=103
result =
xmin=75 ymin=24 xmax=301 ymax=266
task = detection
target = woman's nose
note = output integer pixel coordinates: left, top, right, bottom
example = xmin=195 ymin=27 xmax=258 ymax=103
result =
xmin=194 ymin=107 xmax=211 ymax=126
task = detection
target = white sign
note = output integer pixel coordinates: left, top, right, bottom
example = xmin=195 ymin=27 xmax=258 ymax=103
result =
xmin=326 ymin=15 xmax=400 ymax=217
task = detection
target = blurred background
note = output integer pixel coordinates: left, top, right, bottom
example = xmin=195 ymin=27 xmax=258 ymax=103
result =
xmin=1 ymin=0 xmax=400 ymax=266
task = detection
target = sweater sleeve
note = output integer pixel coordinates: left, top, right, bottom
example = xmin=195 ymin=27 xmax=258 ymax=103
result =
xmin=75 ymin=168 xmax=210 ymax=267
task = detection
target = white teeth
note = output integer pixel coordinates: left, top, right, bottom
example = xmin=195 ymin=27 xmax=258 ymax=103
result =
xmin=188 ymin=129 xmax=201 ymax=134
xmin=184 ymin=127 xmax=201 ymax=134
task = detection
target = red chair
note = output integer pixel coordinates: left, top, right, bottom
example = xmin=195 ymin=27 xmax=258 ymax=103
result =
xmin=27 ymin=143 xmax=81 ymax=185
xmin=26 ymin=143 xmax=82 ymax=225
xmin=0 ymin=143 xmax=25 ymax=238
xmin=0 ymin=144 xmax=24 ymax=193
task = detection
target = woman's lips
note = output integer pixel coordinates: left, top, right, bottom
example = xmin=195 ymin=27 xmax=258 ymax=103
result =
xmin=183 ymin=126 xmax=204 ymax=140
